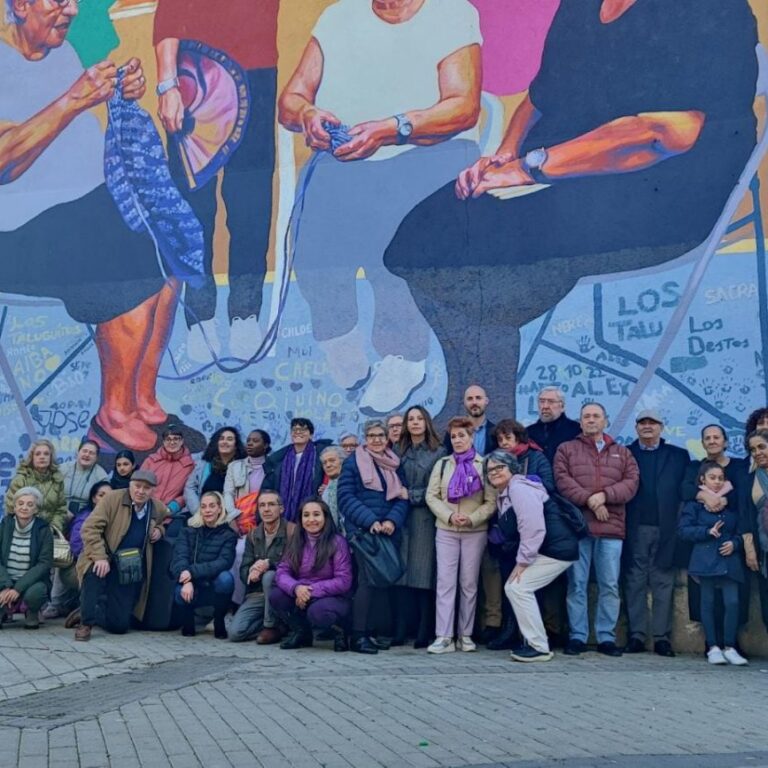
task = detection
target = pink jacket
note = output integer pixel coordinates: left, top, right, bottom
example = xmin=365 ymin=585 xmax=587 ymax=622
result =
xmin=141 ymin=447 xmax=195 ymax=510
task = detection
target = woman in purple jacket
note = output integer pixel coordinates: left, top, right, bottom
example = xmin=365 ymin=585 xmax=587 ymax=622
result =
xmin=270 ymin=497 xmax=353 ymax=652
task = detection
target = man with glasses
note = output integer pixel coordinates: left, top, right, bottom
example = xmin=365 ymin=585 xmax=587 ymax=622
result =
xmin=527 ymin=387 xmax=581 ymax=465
xmin=229 ymin=491 xmax=295 ymax=644
xmin=262 ymin=419 xmax=331 ymax=522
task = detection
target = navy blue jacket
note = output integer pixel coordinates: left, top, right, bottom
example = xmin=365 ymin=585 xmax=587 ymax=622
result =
xmin=627 ymin=439 xmax=690 ymax=569
xmin=337 ymin=454 xmax=408 ymax=537
xmin=678 ymin=501 xmax=744 ymax=582
xmin=170 ymin=523 xmax=237 ymax=584
xmin=518 ymin=447 xmax=555 ymax=494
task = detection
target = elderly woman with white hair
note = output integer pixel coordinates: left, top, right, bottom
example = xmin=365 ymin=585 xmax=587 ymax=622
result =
xmin=0 ymin=487 xmax=54 ymax=629
xmin=320 ymin=446 xmax=347 ymax=533
xmin=170 ymin=491 xmax=237 ymax=638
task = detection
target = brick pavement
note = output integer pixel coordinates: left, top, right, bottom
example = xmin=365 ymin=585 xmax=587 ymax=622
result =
xmin=0 ymin=619 xmax=767 ymax=768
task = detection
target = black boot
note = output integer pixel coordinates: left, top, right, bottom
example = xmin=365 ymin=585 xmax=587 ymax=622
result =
xmin=280 ymin=613 xmax=313 ymax=649
xmin=332 ymin=625 xmax=349 ymax=653
xmin=488 ymin=618 xmax=519 ymax=651
xmin=213 ymin=603 xmax=228 ymax=640
xmin=181 ymin=606 xmax=196 ymax=637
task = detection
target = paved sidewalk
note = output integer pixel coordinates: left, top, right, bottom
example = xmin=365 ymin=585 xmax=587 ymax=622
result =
xmin=0 ymin=620 xmax=767 ymax=768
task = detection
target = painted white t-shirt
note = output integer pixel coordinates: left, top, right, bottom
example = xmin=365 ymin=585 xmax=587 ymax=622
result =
xmin=312 ymin=0 xmax=482 ymax=161
xmin=0 ymin=40 xmax=105 ymax=231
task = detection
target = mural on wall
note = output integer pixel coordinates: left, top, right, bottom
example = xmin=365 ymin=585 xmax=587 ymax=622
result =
xmin=0 ymin=0 xmax=766 ymax=490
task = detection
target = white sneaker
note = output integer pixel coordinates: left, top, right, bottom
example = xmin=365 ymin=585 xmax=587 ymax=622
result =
xmin=229 ymin=315 xmax=263 ymax=361
xmin=427 ymin=637 xmax=455 ymax=654
xmin=319 ymin=328 xmax=371 ymax=390
xmin=457 ymin=636 xmax=477 ymax=652
xmin=723 ymin=647 xmax=749 ymax=666
xmin=359 ymin=356 xmax=427 ymax=415
xmin=707 ymin=645 xmax=727 ymax=665
xmin=187 ymin=319 xmax=221 ymax=363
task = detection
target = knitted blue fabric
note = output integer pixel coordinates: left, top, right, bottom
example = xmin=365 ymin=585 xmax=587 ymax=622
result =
xmin=323 ymin=122 xmax=353 ymax=152
xmin=105 ymin=71 xmax=205 ymax=287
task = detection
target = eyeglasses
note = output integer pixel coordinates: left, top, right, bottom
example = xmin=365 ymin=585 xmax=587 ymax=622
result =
xmin=538 ymin=397 xmax=562 ymax=405
xmin=291 ymin=426 xmax=310 ymax=434
xmin=486 ymin=465 xmax=508 ymax=476
xmin=366 ymin=433 xmax=387 ymax=440
xmin=163 ymin=435 xmax=183 ymax=443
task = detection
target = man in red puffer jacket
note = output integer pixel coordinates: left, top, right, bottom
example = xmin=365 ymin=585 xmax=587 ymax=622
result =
xmin=554 ymin=403 xmax=639 ymax=658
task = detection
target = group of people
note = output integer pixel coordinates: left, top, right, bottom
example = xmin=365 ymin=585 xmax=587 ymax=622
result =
xmin=1 ymin=388 xmax=767 ymax=666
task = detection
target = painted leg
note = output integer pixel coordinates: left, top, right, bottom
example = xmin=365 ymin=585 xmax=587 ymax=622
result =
xmin=93 ymin=294 xmax=165 ymax=450
xmin=136 ymin=279 xmax=179 ymax=424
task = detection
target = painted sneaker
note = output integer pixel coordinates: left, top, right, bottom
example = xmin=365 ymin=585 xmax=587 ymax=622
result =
xmin=707 ymin=645 xmax=727 ymax=665
xmin=457 ymin=636 xmax=477 ymax=652
xmin=319 ymin=328 xmax=371 ymax=390
xmin=187 ymin=318 xmax=221 ymax=364
xmin=229 ymin=315 xmax=263 ymax=361
xmin=427 ymin=637 xmax=455 ymax=654
xmin=359 ymin=356 xmax=427 ymax=415
xmin=723 ymin=647 xmax=749 ymax=666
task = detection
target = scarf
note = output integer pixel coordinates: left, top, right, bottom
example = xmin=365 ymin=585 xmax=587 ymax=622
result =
xmin=280 ymin=442 xmax=317 ymax=522
xmin=111 ymin=472 xmax=132 ymax=490
xmin=247 ymin=456 xmax=266 ymax=493
xmin=105 ymin=71 xmax=205 ymax=286
xmin=355 ymin=446 xmax=403 ymax=501
xmin=448 ymin=448 xmax=483 ymax=503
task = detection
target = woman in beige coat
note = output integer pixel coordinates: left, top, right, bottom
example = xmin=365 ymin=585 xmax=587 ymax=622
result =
xmin=426 ymin=417 xmax=496 ymax=654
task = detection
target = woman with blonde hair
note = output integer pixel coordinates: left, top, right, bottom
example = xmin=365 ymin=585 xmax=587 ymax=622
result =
xmin=170 ymin=491 xmax=237 ymax=638
xmin=4 ymin=440 xmax=67 ymax=531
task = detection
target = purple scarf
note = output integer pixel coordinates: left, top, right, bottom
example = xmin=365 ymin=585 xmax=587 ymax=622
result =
xmin=280 ymin=442 xmax=317 ymax=522
xmin=447 ymin=449 xmax=483 ymax=503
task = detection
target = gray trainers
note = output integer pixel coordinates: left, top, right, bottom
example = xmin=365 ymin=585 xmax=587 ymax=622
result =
xmin=427 ymin=637 xmax=455 ymax=654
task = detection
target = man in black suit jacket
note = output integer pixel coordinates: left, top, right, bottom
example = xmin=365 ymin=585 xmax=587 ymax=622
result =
xmin=443 ymin=384 xmax=497 ymax=455
xmin=624 ymin=410 xmax=690 ymax=656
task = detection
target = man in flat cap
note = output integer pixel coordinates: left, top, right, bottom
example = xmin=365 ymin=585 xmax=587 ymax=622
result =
xmin=624 ymin=410 xmax=690 ymax=656
xmin=70 ymin=470 xmax=167 ymax=641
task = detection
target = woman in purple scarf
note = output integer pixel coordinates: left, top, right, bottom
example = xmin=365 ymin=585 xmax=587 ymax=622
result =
xmin=426 ymin=416 xmax=497 ymax=654
xmin=262 ymin=419 xmax=331 ymax=523
xmin=337 ymin=419 xmax=409 ymax=655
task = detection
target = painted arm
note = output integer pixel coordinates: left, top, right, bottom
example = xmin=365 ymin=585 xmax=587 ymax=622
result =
xmin=468 ymin=109 xmax=706 ymax=197
xmin=154 ymin=37 xmax=184 ymax=134
xmin=333 ymin=44 xmax=482 ymax=162
xmin=0 ymin=58 xmax=146 ymax=185
xmin=455 ymin=93 xmax=540 ymax=198
xmin=278 ymin=37 xmax=340 ymax=151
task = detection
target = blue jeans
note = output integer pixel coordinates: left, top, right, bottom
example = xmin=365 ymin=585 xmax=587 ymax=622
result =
xmin=567 ymin=536 xmax=623 ymax=644
xmin=174 ymin=571 xmax=234 ymax=608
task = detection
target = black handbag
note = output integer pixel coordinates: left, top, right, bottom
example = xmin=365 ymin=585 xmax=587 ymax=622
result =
xmin=551 ymin=492 xmax=589 ymax=539
xmin=348 ymin=530 xmax=405 ymax=587
xmin=111 ymin=508 xmax=152 ymax=585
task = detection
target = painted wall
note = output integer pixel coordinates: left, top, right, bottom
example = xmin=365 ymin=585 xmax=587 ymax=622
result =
xmin=0 ymin=0 xmax=766 ymax=487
